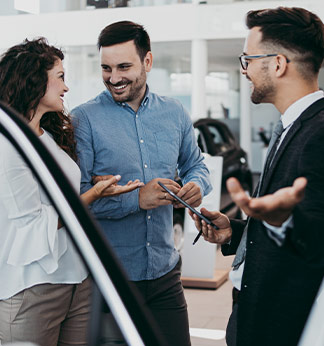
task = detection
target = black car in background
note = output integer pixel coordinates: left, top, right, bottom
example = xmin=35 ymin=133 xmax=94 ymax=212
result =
xmin=173 ymin=118 xmax=253 ymax=251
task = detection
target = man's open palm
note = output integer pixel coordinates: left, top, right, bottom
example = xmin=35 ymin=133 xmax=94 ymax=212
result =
xmin=226 ymin=177 xmax=307 ymax=226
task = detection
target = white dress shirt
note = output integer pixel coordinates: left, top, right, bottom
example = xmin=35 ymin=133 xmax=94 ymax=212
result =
xmin=230 ymin=90 xmax=324 ymax=290
xmin=0 ymin=129 xmax=87 ymax=300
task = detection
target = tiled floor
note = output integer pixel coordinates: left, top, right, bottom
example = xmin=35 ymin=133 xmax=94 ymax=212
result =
xmin=184 ymin=247 xmax=235 ymax=346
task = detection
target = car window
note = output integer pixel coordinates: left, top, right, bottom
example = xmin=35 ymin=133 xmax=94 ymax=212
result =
xmin=0 ymin=104 xmax=164 ymax=346
xmin=207 ymin=125 xmax=226 ymax=146
xmin=194 ymin=127 xmax=208 ymax=153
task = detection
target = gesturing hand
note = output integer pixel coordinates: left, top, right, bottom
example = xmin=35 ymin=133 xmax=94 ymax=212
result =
xmin=81 ymin=175 xmax=144 ymax=205
xmin=93 ymin=175 xmax=144 ymax=197
xmin=93 ymin=176 xmax=144 ymax=198
xmin=226 ymin=176 xmax=307 ymax=227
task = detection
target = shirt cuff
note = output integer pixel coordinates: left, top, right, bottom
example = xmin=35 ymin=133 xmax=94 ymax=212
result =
xmin=263 ymin=215 xmax=293 ymax=246
xmin=121 ymin=187 xmax=140 ymax=214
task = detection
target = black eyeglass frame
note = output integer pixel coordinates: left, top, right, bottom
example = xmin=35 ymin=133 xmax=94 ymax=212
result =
xmin=239 ymin=54 xmax=290 ymax=70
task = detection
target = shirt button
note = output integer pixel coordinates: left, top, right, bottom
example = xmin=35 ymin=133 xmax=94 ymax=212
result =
xmin=147 ymin=242 xmax=150 ymax=246
xmin=147 ymin=216 xmax=151 ymax=220
xmin=136 ymin=114 xmax=139 ymax=118
xmin=243 ymin=284 xmax=247 ymax=288
xmin=140 ymin=139 xmax=144 ymax=143
xmin=144 ymin=164 xmax=148 ymax=168
xmin=250 ymin=241 xmax=253 ymax=244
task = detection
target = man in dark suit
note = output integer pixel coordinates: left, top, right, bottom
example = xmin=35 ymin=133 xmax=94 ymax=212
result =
xmin=191 ymin=6 xmax=324 ymax=346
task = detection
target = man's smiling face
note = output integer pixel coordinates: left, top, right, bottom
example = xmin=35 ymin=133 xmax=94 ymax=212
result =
xmin=100 ymin=40 xmax=152 ymax=109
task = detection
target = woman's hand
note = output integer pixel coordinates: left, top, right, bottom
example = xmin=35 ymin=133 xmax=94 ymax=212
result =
xmin=92 ymin=174 xmax=114 ymax=184
xmin=81 ymin=175 xmax=144 ymax=205
xmin=94 ymin=175 xmax=144 ymax=198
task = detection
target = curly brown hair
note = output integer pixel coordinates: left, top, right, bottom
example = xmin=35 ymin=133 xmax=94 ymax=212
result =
xmin=0 ymin=37 xmax=77 ymax=161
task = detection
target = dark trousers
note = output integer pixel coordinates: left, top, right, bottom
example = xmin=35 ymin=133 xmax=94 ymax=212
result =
xmin=101 ymin=258 xmax=191 ymax=346
xmin=226 ymin=301 xmax=238 ymax=346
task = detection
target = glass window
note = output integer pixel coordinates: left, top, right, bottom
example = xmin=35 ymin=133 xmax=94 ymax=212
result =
xmin=207 ymin=125 xmax=225 ymax=145
xmin=194 ymin=127 xmax=208 ymax=153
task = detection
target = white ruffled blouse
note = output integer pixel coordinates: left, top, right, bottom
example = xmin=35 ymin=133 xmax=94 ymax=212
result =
xmin=0 ymin=129 xmax=87 ymax=300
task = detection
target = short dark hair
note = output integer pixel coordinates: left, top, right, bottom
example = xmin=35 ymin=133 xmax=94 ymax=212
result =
xmin=97 ymin=21 xmax=151 ymax=61
xmin=246 ymin=7 xmax=324 ymax=76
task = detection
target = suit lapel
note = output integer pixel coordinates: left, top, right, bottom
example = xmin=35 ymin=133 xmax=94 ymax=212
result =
xmin=259 ymin=121 xmax=301 ymax=195
xmin=259 ymin=97 xmax=324 ymax=196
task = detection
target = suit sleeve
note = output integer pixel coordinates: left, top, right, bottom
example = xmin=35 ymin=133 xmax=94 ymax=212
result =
xmin=287 ymin=125 xmax=324 ymax=266
xmin=221 ymin=219 xmax=247 ymax=256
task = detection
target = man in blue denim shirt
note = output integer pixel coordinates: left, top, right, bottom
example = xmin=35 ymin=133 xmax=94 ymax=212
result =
xmin=72 ymin=21 xmax=212 ymax=345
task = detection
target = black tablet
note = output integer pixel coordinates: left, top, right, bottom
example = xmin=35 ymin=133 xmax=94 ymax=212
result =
xmin=158 ymin=181 xmax=219 ymax=231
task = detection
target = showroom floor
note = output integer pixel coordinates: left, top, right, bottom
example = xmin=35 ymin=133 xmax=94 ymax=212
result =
xmin=184 ymin=248 xmax=235 ymax=346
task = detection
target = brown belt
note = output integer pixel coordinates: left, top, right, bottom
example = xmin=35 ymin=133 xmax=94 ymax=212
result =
xmin=232 ymin=287 xmax=240 ymax=304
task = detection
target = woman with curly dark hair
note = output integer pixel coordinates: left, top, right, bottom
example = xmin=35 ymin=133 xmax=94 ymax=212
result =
xmin=0 ymin=38 xmax=142 ymax=345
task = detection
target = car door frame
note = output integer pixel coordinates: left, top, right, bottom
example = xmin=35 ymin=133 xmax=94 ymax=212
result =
xmin=0 ymin=102 xmax=166 ymax=346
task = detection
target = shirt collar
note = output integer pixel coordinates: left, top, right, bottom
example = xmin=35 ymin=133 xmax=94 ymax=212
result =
xmin=141 ymin=85 xmax=150 ymax=107
xmin=281 ymin=90 xmax=324 ymax=129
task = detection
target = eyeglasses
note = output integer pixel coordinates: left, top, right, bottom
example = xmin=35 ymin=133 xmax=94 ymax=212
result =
xmin=239 ymin=54 xmax=290 ymax=70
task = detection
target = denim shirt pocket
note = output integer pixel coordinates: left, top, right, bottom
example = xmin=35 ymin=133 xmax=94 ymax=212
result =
xmin=153 ymin=130 xmax=180 ymax=167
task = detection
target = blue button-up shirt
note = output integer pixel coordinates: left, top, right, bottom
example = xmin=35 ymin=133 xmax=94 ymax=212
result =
xmin=72 ymin=88 xmax=212 ymax=281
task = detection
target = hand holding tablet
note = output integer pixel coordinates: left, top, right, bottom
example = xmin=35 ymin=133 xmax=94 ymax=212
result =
xmin=158 ymin=181 xmax=219 ymax=245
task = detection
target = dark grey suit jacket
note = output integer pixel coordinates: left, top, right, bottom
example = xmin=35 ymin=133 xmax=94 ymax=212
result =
xmin=222 ymin=98 xmax=324 ymax=346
